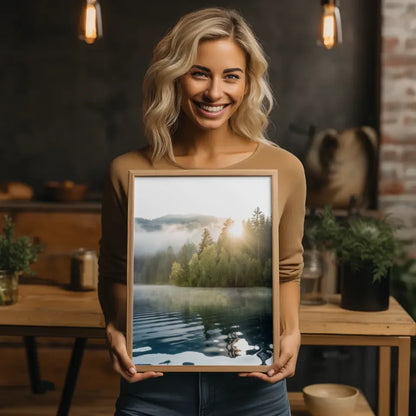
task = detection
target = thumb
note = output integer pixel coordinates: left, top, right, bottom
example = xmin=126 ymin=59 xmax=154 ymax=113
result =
xmin=114 ymin=345 xmax=137 ymax=375
xmin=109 ymin=331 xmax=137 ymax=376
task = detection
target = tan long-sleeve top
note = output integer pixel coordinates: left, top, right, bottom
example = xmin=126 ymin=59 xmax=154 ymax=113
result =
xmin=99 ymin=142 xmax=306 ymax=284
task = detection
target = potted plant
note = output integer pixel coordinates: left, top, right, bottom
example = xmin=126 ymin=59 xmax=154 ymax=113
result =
xmin=0 ymin=215 xmax=43 ymax=305
xmin=308 ymin=206 xmax=402 ymax=311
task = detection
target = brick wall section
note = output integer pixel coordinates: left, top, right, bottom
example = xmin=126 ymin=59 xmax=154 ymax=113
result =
xmin=380 ymin=0 xmax=416 ymax=256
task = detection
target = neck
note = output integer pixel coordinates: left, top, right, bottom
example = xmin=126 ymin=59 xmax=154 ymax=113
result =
xmin=173 ymin=120 xmax=243 ymax=157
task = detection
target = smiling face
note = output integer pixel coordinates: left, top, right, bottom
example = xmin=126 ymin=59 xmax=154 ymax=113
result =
xmin=179 ymin=38 xmax=248 ymax=133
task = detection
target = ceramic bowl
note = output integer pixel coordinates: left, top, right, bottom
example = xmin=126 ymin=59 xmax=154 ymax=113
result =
xmin=45 ymin=181 xmax=88 ymax=202
xmin=303 ymin=383 xmax=359 ymax=416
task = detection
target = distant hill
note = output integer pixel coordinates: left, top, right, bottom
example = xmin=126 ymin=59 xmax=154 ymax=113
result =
xmin=135 ymin=214 xmax=222 ymax=232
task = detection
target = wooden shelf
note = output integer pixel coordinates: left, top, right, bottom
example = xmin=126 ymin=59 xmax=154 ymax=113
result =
xmin=289 ymin=391 xmax=375 ymax=415
xmin=0 ymin=200 xmax=101 ymax=213
xmin=300 ymin=295 xmax=416 ymax=336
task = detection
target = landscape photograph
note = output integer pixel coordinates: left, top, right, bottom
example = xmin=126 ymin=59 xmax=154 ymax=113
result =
xmin=130 ymin=174 xmax=276 ymax=369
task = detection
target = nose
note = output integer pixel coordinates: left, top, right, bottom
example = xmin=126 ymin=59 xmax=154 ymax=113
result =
xmin=203 ymin=78 xmax=222 ymax=102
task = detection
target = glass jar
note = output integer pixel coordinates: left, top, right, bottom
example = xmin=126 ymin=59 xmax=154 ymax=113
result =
xmin=70 ymin=249 xmax=98 ymax=291
xmin=0 ymin=270 xmax=19 ymax=306
xmin=300 ymin=249 xmax=325 ymax=305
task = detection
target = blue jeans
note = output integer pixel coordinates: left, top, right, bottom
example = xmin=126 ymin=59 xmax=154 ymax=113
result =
xmin=115 ymin=373 xmax=291 ymax=416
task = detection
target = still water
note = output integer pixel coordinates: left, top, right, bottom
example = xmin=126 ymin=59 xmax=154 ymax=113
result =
xmin=132 ymin=284 xmax=273 ymax=367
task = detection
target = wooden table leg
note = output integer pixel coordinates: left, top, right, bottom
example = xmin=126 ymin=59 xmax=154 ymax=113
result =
xmin=57 ymin=337 xmax=87 ymax=416
xmin=23 ymin=336 xmax=55 ymax=394
xmin=396 ymin=337 xmax=411 ymax=416
xmin=301 ymin=333 xmax=414 ymax=416
xmin=378 ymin=346 xmax=391 ymax=416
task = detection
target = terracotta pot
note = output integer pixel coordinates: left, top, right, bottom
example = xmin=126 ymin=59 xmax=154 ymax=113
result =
xmin=0 ymin=270 xmax=19 ymax=306
xmin=340 ymin=263 xmax=390 ymax=311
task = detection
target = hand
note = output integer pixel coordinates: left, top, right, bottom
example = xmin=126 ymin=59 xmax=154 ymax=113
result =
xmin=105 ymin=322 xmax=163 ymax=383
xmin=239 ymin=331 xmax=301 ymax=383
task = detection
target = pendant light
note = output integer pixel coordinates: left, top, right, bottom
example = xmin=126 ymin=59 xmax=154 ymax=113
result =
xmin=318 ymin=0 xmax=342 ymax=50
xmin=79 ymin=0 xmax=103 ymax=44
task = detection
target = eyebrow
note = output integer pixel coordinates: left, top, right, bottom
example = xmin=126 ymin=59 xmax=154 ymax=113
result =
xmin=191 ymin=65 xmax=244 ymax=74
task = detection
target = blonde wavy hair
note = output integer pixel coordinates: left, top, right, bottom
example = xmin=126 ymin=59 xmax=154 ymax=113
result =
xmin=143 ymin=8 xmax=274 ymax=163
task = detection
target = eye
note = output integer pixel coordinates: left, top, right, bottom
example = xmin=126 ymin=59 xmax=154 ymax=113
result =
xmin=191 ymin=71 xmax=208 ymax=79
xmin=225 ymin=73 xmax=240 ymax=80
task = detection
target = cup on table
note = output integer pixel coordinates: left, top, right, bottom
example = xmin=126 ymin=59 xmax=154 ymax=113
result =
xmin=300 ymin=248 xmax=326 ymax=305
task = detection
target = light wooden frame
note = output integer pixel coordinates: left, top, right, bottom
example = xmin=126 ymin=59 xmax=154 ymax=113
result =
xmin=127 ymin=169 xmax=279 ymax=372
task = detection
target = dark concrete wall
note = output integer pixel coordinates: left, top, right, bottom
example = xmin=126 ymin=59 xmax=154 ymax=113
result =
xmin=0 ymin=0 xmax=379 ymax=196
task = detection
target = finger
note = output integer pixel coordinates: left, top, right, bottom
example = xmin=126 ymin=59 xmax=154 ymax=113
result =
xmin=108 ymin=336 xmax=139 ymax=377
xmin=239 ymin=371 xmax=277 ymax=383
xmin=105 ymin=326 xmax=163 ymax=382
xmin=110 ymin=355 xmax=163 ymax=382
xmin=268 ymin=358 xmax=296 ymax=380
xmin=109 ymin=351 xmax=133 ymax=379
xmin=124 ymin=371 xmax=164 ymax=384
xmin=238 ymin=357 xmax=290 ymax=379
xmin=112 ymin=348 xmax=137 ymax=377
xmin=239 ymin=358 xmax=296 ymax=383
xmin=262 ymin=371 xmax=287 ymax=383
xmin=106 ymin=328 xmax=134 ymax=373
xmin=241 ymin=368 xmax=289 ymax=384
xmin=274 ymin=351 xmax=292 ymax=371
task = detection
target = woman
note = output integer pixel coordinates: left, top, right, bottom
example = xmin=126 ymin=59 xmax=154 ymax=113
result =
xmin=99 ymin=8 xmax=305 ymax=416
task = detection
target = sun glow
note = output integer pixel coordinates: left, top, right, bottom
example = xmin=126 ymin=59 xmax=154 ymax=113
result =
xmin=228 ymin=220 xmax=244 ymax=238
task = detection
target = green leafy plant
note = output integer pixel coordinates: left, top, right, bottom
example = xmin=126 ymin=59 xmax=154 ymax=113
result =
xmin=392 ymin=258 xmax=416 ymax=369
xmin=0 ymin=215 xmax=43 ymax=274
xmin=308 ymin=206 xmax=402 ymax=282
xmin=392 ymin=258 xmax=416 ymax=318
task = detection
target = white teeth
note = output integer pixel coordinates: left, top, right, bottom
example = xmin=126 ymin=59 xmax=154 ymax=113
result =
xmin=199 ymin=103 xmax=225 ymax=113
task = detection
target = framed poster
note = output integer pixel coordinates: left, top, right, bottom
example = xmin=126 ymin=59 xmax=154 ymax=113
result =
xmin=127 ymin=169 xmax=279 ymax=372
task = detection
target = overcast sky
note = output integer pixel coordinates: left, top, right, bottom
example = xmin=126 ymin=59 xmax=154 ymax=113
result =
xmin=133 ymin=176 xmax=272 ymax=221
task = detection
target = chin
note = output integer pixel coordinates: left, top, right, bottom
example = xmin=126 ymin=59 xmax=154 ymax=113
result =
xmin=194 ymin=119 xmax=229 ymax=131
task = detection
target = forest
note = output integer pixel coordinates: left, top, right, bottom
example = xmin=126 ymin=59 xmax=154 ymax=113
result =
xmin=135 ymin=207 xmax=273 ymax=287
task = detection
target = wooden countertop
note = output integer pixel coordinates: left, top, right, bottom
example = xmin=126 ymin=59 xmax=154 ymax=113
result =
xmin=0 ymin=284 xmax=105 ymax=337
xmin=300 ymin=294 xmax=416 ymax=336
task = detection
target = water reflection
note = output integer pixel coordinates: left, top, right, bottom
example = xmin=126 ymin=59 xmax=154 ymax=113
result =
xmin=132 ymin=285 xmax=273 ymax=366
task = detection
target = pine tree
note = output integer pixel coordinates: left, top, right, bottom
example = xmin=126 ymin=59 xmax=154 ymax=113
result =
xmin=199 ymin=245 xmax=218 ymax=286
xmin=189 ymin=253 xmax=200 ymax=286
xmin=250 ymin=207 xmax=265 ymax=258
xmin=198 ymin=228 xmax=213 ymax=256
xmin=217 ymin=218 xmax=233 ymax=254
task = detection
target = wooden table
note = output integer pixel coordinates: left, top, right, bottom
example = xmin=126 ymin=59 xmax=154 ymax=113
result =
xmin=0 ymin=285 xmax=415 ymax=416
xmin=300 ymin=295 xmax=416 ymax=416
xmin=0 ymin=284 xmax=105 ymax=416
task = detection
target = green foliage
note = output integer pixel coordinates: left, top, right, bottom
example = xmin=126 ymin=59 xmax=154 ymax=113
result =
xmin=391 ymin=257 xmax=416 ymax=367
xmin=138 ymin=208 xmax=273 ymax=288
xmin=310 ymin=206 xmax=402 ymax=281
xmin=198 ymin=228 xmax=213 ymax=255
xmin=169 ymin=261 xmax=186 ymax=286
xmin=392 ymin=258 xmax=416 ymax=319
xmin=0 ymin=216 xmax=44 ymax=274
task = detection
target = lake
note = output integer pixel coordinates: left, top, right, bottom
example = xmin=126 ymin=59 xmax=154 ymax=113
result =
xmin=132 ymin=284 xmax=274 ymax=367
